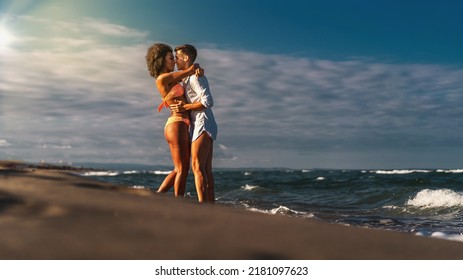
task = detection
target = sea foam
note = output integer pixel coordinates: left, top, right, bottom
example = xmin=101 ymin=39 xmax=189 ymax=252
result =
xmin=374 ymin=169 xmax=431 ymax=174
xmin=406 ymin=189 xmax=463 ymax=208
xmin=241 ymin=184 xmax=260 ymax=191
xmin=130 ymin=185 xmax=147 ymax=189
xmin=152 ymin=170 xmax=171 ymax=175
xmin=247 ymin=205 xmax=314 ymax=218
xmin=436 ymin=169 xmax=463 ymax=173
xmin=81 ymin=171 xmax=119 ymax=176
xmin=123 ymin=170 xmax=140 ymax=175
xmin=415 ymin=231 xmax=463 ymax=243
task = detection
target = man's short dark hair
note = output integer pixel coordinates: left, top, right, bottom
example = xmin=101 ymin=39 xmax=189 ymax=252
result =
xmin=175 ymin=44 xmax=197 ymax=62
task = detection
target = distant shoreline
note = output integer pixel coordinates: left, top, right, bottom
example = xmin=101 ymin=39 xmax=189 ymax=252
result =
xmin=0 ymin=160 xmax=101 ymax=172
xmin=2 ymin=160 xmax=458 ymax=173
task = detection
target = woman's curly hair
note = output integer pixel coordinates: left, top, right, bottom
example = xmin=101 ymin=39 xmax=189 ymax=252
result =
xmin=146 ymin=43 xmax=173 ymax=78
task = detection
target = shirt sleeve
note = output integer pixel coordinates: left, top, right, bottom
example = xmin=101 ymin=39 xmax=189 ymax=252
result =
xmin=190 ymin=75 xmax=213 ymax=108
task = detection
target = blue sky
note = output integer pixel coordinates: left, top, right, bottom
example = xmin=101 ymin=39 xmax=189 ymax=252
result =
xmin=1 ymin=0 xmax=463 ymax=169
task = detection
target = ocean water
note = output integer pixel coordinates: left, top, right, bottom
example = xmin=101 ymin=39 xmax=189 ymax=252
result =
xmin=79 ymin=164 xmax=463 ymax=242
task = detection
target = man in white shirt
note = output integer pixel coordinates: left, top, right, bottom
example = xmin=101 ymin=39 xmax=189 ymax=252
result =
xmin=171 ymin=44 xmax=218 ymax=203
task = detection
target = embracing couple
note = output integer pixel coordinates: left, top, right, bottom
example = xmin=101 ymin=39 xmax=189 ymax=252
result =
xmin=146 ymin=43 xmax=217 ymax=203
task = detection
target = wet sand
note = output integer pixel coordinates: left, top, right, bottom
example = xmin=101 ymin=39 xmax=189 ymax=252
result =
xmin=1 ymin=161 xmax=463 ymax=260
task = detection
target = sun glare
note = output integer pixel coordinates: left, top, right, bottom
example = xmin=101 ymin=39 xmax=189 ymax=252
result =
xmin=0 ymin=27 xmax=14 ymax=49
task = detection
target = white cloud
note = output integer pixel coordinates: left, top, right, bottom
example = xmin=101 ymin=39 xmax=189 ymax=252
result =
xmin=40 ymin=144 xmax=72 ymax=149
xmin=16 ymin=15 xmax=148 ymax=39
xmin=200 ymin=49 xmax=463 ymax=146
xmin=82 ymin=17 xmax=148 ymax=38
xmin=2 ymin=15 xmax=463 ymax=168
xmin=0 ymin=139 xmax=11 ymax=147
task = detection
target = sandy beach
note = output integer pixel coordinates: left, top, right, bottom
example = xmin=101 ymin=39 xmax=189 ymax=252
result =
xmin=1 ymin=160 xmax=463 ymax=260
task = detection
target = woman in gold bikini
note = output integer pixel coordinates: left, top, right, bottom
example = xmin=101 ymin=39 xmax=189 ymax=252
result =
xmin=145 ymin=43 xmax=200 ymax=197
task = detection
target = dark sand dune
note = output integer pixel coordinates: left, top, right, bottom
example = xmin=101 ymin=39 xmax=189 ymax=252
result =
xmin=2 ymin=161 xmax=463 ymax=260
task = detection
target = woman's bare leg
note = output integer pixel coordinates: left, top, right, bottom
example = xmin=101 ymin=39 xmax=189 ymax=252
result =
xmin=163 ymin=121 xmax=190 ymax=197
xmin=157 ymin=171 xmax=175 ymax=193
